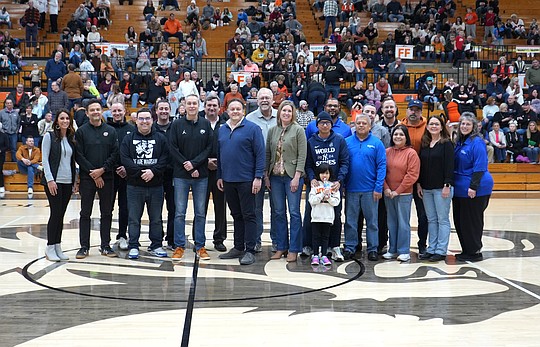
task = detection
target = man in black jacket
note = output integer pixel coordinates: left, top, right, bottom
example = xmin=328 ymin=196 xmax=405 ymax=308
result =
xmin=75 ymin=99 xmax=119 ymax=259
xmin=5 ymin=84 xmax=30 ymax=110
xmin=169 ymin=94 xmax=213 ymax=260
xmin=107 ymin=103 xmax=135 ymax=251
xmin=153 ymin=99 xmax=176 ymax=249
xmin=120 ymin=108 xmax=169 ymax=259
xmin=202 ymin=95 xmax=227 ymax=252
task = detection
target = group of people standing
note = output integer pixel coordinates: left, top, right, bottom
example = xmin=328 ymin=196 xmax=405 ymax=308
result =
xmin=41 ymin=92 xmax=493 ymax=267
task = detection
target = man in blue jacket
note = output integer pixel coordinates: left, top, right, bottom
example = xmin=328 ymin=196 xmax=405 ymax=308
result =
xmin=217 ymin=99 xmax=265 ymax=265
xmin=305 ymin=112 xmax=349 ymax=262
xmin=343 ymin=114 xmax=386 ymax=261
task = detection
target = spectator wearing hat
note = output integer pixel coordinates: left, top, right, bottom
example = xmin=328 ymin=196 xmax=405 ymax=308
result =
xmin=419 ymin=76 xmax=440 ymax=109
xmin=516 ymin=101 xmax=538 ymax=134
xmin=304 ymin=111 xmax=349 ymax=261
xmin=296 ymin=100 xmax=315 ymax=129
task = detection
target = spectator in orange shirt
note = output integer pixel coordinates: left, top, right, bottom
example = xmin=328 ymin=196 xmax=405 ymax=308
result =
xmin=220 ymin=84 xmax=245 ymax=114
xmin=163 ymin=13 xmax=183 ymax=43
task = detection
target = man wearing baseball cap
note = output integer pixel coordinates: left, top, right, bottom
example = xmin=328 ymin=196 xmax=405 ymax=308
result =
xmin=402 ymin=99 xmax=428 ymax=255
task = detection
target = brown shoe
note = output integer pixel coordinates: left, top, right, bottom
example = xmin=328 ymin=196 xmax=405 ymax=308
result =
xmin=196 ymin=247 xmax=210 ymax=260
xmin=286 ymin=252 xmax=298 ymax=262
xmin=270 ymin=250 xmax=287 ymax=260
xmin=172 ymin=247 xmax=185 ymax=259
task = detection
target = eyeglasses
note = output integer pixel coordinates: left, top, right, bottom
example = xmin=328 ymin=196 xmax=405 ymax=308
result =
xmin=318 ymin=121 xmax=332 ymax=126
xmin=327 ymin=104 xmax=339 ymax=108
xmin=138 ymin=117 xmax=152 ymax=122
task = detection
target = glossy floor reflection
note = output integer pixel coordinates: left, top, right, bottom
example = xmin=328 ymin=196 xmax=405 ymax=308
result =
xmin=1 ymin=198 xmax=540 ymax=346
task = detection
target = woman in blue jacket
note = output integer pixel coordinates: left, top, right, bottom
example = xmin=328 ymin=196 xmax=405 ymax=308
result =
xmin=452 ymin=112 xmax=494 ymax=262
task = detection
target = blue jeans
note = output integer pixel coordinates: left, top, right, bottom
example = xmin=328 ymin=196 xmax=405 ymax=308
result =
xmin=270 ymin=175 xmax=303 ymax=253
xmin=127 ymin=185 xmax=164 ymax=250
xmin=17 ymin=161 xmax=39 ymax=188
xmin=344 ymin=191 xmax=379 ymax=253
xmin=325 ymin=84 xmax=341 ymax=100
xmin=7 ymin=133 xmax=17 ymax=161
xmin=324 ymin=15 xmax=336 ymax=38
xmin=255 ymin=184 xmax=276 ymax=246
xmin=385 ymin=194 xmax=413 ymax=255
xmin=523 ymin=147 xmax=540 ymax=162
xmin=422 ymin=188 xmax=453 ymax=256
xmin=128 ymin=93 xmax=140 ymax=109
xmin=173 ymin=177 xmax=208 ymax=250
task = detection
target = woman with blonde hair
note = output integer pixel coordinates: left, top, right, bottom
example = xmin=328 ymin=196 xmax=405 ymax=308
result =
xmin=265 ymin=100 xmax=307 ymax=262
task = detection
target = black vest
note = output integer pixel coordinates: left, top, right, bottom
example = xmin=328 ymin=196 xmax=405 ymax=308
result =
xmin=41 ymin=132 xmax=76 ymax=185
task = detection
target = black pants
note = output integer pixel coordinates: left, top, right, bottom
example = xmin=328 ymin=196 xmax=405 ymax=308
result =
xmin=39 ymin=12 xmax=45 ymax=29
xmin=303 ymin=184 xmax=342 ymax=250
xmin=312 ymin=222 xmax=331 ymax=256
xmin=453 ymin=195 xmax=490 ymax=255
xmin=49 ymin=14 xmax=58 ymax=33
xmin=79 ymin=177 xmax=114 ymax=249
xmin=113 ymin=174 xmax=128 ymax=239
xmin=223 ymin=181 xmax=257 ymax=253
xmin=163 ymin=173 xmax=175 ymax=247
xmin=329 ymin=199 xmax=343 ymax=249
xmin=206 ymin=169 xmax=227 ymax=244
xmin=413 ymin=186 xmax=428 ymax=250
xmin=0 ymin=153 xmax=4 ymax=187
xmin=45 ymin=183 xmax=73 ymax=245
xmin=358 ymin=198 xmax=387 ymax=252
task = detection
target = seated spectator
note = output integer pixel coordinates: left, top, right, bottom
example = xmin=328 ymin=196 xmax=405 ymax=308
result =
xmin=346 ymin=80 xmax=366 ymax=110
xmin=86 ymin=26 xmax=101 ymax=51
xmin=364 ymin=82 xmax=382 ymax=111
xmin=37 ymin=111 xmax=53 ymax=137
xmin=486 ymin=73 xmax=508 ymax=104
xmin=245 ymin=86 xmax=258 ymax=114
xmin=388 ymin=58 xmax=409 ymax=89
xmin=371 ymin=0 xmax=387 ymax=22
xmin=364 ymin=21 xmax=379 ymax=49
xmin=125 ymin=26 xmax=137 ymax=42
xmin=163 ymin=13 xmax=184 ymax=42
xmin=506 ymin=77 xmax=524 ymax=105
xmin=193 ymin=32 xmax=208 ymax=61
xmin=269 ymin=80 xmax=287 ymax=109
xmin=97 ymin=7 xmax=110 ymax=30
xmin=96 ymin=0 xmax=111 ymax=18
xmin=206 ymin=73 xmax=225 ymax=103
xmin=372 ymin=45 xmax=389 ymax=81
xmin=236 ymin=20 xmax=251 ymax=41
xmin=489 ymin=121 xmax=507 ymax=162
xmin=119 ymin=72 xmax=140 ymax=109
xmin=31 ymin=87 xmax=48 ymax=118
xmin=100 ymin=54 xmax=115 ymax=80
xmin=143 ymin=0 xmax=156 ymax=22
xmin=222 ymin=7 xmax=233 ymax=26
xmin=82 ymin=79 xmax=101 ymax=106
xmin=156 ymin=50 xmax=172 ymax=73
xmin=375 ymin=76 xmax=392 ymax=100
xmin=178 ymin=71 xmax=199 ymax=97
xmin=98 ymin=72 xmax=115 ymax=106
xmin=291 ymin=74 xmax=307 ymax=106
xmin=201 ymin=0 xmax=215 ymax=24
xmin=0 ymin=7 xmax=12 ymax=29
xmin=387 ymin=0 xmax=404 ymax=22
xmin=187 ymin=0 xmax=200 ymax=22
xmin=506 ymin=120 xmax=523 ymax=162
xmin=147 ymin=16 xmax=162 ymax=36
xmin=523 ymin=120 xmax=540 ymax=163
xmin=16 ymin=136 xmax=41 ymax=196
xmin=419 ymin=76 xmax=440 ymax=106
xmin=106 ymin=84 xmax=125 ymax=110
xmin=492 ymin=103 xmax=512 ymax=133
xmin=6 ymin=83 xmax=30 ymax=110
xmin=220 ymin=83 xmax=245 ymax=114
xmin=145 ymin=75 xmax=167 ymax=108
xmin=162 ymin=0 xmax=180 ymax=11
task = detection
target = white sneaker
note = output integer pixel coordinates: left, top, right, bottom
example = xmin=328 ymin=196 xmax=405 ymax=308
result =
xmin=382 ymin=252 xmax=398 ymax=260
xmin=302 ymin=246 xmax=313 ymax=256
xmin=118 ymin=237 xmax=128 ymax=250
xmin=28 ymin=187 xmax=33 ymax=195
xmin=397 ymin=253 xmax=411 ymax=262
xmin=0 ymin=187 xmax=5 ymax=198
xmin=331 ymin=247 xmax=344 ymax=262
xmin=128 ymin=248 xmax=139 ymax=259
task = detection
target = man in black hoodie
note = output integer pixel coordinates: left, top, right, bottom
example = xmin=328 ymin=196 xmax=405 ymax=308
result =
xmin=75 ymin=99 xmax=119 ymax=259
xmin=107 ymin=102 xmax=135 ymax=251
xmin=169 ymin=94 xmax=213 ymax=260
xmin=120 ymin=108 xmax=169 ymax=260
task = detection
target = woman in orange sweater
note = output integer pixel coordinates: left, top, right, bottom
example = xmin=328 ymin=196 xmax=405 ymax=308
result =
xmin=383 ymin=125 xmax=420 ymax=262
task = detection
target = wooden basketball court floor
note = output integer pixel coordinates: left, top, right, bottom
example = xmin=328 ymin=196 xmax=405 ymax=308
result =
xmin=1 ymin=195 xmax=540 ymax=346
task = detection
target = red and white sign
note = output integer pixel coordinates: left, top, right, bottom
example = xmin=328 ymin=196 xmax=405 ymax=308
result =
xmin=395 ymin=45 xmax=414 ymax=60
xmin=232 ymin=72 xmax=251 ymax=87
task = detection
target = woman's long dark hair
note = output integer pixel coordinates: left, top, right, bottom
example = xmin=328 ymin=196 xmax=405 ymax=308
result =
xmin=421 ymin=114 xmax=451 ymax=148
xmin=52 ymin=109 xmax=76 ymax=143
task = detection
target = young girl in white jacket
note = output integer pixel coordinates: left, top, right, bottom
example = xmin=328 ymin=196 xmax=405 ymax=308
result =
xmin=308 ymin=163 xmax=341 ymax=267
